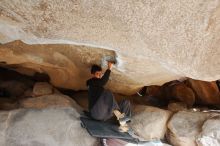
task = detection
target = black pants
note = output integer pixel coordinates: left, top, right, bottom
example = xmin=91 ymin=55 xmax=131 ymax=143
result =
xmin=90 ymin=90 xmax=131 ymax=121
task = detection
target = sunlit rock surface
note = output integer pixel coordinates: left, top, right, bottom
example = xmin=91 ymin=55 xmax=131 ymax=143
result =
xmin=131 ymin=105 xmax=171 ymax=140
xmin=0 ymin=108 xmax=97 ymax=146
xmin=167 ymin=111 xmax=211 ymax=146
xmin=0 ymin=0 xmax=220 ymax=95
xmin=197 ymin=115 xmax=220 ymax=146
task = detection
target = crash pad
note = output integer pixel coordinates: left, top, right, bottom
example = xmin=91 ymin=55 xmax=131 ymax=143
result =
xmin=80 ymin=117 xmax=136 ymax=141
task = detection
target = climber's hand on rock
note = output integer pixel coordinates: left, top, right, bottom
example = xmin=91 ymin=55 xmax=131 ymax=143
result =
xmin=108 ymin=62 xmax=113 ymax=70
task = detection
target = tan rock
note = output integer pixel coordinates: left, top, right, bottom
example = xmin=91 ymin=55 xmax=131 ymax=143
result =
xmin=197 ymin=115 xmax=220 ymax=146
xmin=33 ymin=82 xmax=53 ymax=96
xmin=131 ymin=105 xmax=171 ymax=140
xmin=0 ymin=0 xmax=220 ymax=95
xmin=167 ymin=111 xmax=210 ymax=146
xmin=185 ymin=78 xmax=220 ymax=105
xmin=168 ymin=102 xmax=187 ymax=112
xmin=20 ymin=94 xmax=83 ymax=112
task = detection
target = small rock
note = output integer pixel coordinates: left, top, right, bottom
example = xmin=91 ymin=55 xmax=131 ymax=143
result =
xmin=33 ymin=82 xmax=53 ymax=96
xmin=131 ymin=105 xmax=171 ymax=140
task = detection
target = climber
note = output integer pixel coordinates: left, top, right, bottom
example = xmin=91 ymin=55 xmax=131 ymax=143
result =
xmin=86 ymin=62 xmax=131 ymax=132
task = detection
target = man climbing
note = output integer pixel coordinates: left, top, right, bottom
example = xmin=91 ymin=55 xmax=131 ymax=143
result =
xmin=86 ymin=62 xmax=131 ymax=132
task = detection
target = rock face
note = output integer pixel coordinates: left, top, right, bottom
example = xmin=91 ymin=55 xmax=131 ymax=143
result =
xmin=105 ymin=138 xmax=171 ymax=146
xmin=71 ymin=91 xmax=89 ymax=110
xmin=167 ymin=111 xmax=210 ymax=146
xmin=158 ymin=81 xmax=196 ymax=106
xmin=197 ymin=115 xmax=220 ymax=146
xmin=131 ymin=105 xmax=171 ymax=140
xmin=141 ymin=78 xmax=220 ymax=106
xmin=185 ymin=79 xmax=220 ymax=105
xmin=20 ymin=93 xmax=83 ymax=112
xmin=0 ymin=107 xmax=97 ymax=146
xmin=169 ymin=83 xmax=195 ymax=107
xmin=33 ymin=82 xmax=53 ymax=96
xmin=143 ymin=81 xmax=195 ymax=106
xmin=168 ymin=102 xmax=187 ymax=112
xmin=0 ymin=80 xmax=30 ymax=97
xmin=0 ymin=1 xmax=220 ymax=95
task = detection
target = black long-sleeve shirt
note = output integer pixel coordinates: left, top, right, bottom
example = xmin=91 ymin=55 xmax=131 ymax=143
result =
xmin=86 ymin=69 xmax=111 ymax=111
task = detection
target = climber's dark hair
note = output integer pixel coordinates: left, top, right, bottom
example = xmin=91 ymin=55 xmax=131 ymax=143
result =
xmin=91 ymin=64 xmax=102 ymax=74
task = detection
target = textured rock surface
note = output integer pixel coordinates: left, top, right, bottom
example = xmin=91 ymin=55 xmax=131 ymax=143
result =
xmin=168 ymin=102 xmax=187 ymax=112
xmin=167 ymin=111 xmax=210 ymax=146
xmin=0 ymin=107 xmax=97 ymax=146
xmin=131 ymin=105 xmax=171 ymax=140
xmin=33 ymin=82 xmax=53 ymax=96
xmin=197 ymin=115 xmax=220 ymax=146
xmin=185 ymin=79 xmax=220 ymax=105
xmin=0 ymin=0 xmax=220 ymax=95
xmin=20 ymin=93 xmax=83 ymax=112
xmin=154 ymin=81 xmax=196 ymax=106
